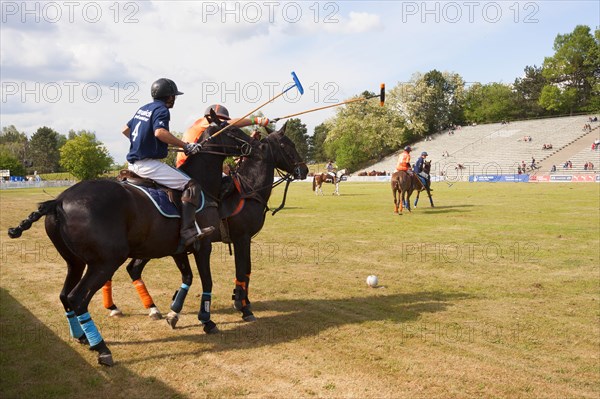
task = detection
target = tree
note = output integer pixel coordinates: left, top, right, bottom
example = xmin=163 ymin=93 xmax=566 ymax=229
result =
xmin=59 ymin=131 xmax=113 ymax=180
xmin=0 ymin=148 xmax=26 ymax=176
xmin=29 ymin=126 xmax=65 ymax=173
xmin=391 ymin=70 xmax=465 ymax=136
xmin=282 ymin=118 xmax=309 ymax=161
xmin=308 ymin=122 xmax=330 ymax=163
xmin=324 ymin=92 xmax=407 ymax=171
xmin=513 ymin=65 xmax=550 ymax=118
xmin=463 ymin=83 xmax=520 ymax=123
xmin=541 ymin=25 xmax=600 ymax=113
xmin=0 ymin=125 xmax=29 ymax=167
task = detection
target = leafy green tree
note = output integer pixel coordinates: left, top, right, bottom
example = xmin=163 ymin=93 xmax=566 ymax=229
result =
xmin=541 ymin=25 xmax=600 ymax=113
xmin=324 ymin=92 xmax=407 ymax=171
xmin=308 ymin=122 xmax=330 ymax=163
xmin=0 ymin=125 xmax=29 ymax=166
xmin=538 ymin=85 xmax=578 ymax=113
xmin=28 ymin=126 xmax=65 ymax=173
xmin=281 ymin=118 xmax=309 ymax=161
xmin=59 ymin=131 xmax=113 ymax=180
xmin=464 ymin=83 xmax=520 ymax=123
xmin=390 ymin=70 xmax=465 ymax=136
xmin=0 ymin=148 xmax=26 ymax=176
xmin=513 ymin=65 xmax=550 ymax=118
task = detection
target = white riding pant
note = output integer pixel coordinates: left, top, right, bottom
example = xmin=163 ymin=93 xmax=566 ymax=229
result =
xmin=128 ymin=159 xmax=191 ymax=191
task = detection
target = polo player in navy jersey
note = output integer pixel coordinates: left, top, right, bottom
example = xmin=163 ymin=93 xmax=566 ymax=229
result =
xmin=122 ymin=78 xmax=214 ymax=248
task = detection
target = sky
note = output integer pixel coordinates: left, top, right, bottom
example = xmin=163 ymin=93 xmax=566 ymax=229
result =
xmin=1 ymin=0 xmax=598 ymax=163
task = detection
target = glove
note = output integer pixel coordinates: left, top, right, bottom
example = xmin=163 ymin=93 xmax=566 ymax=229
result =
xmin=251 ymin=117 xmax=270 ymax=127
xmin=183 ymin=142 xmax=202 ymax=156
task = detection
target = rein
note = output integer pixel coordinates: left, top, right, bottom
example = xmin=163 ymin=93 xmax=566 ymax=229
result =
xmin=232 ymin=136 xmax=299 ymax=215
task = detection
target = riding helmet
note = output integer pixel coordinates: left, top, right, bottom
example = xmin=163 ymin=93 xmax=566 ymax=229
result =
xmin=404 ymin=146 xmax=412 ymax=152
xmin=421 ymin=151 xmax=428 ymax=156
xmin=204 ymin=104 xmax=231 ymax=120
xmin=151 ymin=78 xmax=183 ymax=99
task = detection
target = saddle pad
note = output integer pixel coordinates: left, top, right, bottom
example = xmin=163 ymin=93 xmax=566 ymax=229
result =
xmin=126 ymin=183 xmax=205 ymax=218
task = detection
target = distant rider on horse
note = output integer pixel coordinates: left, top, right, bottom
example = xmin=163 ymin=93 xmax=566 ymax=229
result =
xmin=123 ymin=78 xmax=215 ymax=248
xmin=396 ymin=146 xmax=412 ymax=175
xmin=326 ymin=160 xmax=336 ymax=181
xmin=414 ymin=151 xmax=433 ymax=191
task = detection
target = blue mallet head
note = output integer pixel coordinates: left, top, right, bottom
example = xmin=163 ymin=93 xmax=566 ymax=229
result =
xmin=291 ymin=71 xmax=304 ymax=95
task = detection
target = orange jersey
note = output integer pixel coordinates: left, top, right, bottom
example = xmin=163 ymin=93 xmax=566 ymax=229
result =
xmin=396 ymin=151 xmax=411 ymax=171
xmin=176 ymin=117 xmax=210 ymax=168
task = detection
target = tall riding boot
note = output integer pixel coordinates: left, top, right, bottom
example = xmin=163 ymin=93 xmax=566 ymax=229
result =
xmin=181 ymin=180 xmax=214 ymax=247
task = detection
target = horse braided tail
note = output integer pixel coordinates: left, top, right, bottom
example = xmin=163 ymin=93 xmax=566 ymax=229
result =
xmin=7 ymin=200 xmax=57 ymax=239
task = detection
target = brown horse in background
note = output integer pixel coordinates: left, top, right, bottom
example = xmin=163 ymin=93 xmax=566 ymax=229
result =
xmin=391 ymin=170 xmax=416 ymax=214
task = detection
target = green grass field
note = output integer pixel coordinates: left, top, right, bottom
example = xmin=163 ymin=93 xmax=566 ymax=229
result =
xmin=1 ymin=182 xmax=599 ymax=398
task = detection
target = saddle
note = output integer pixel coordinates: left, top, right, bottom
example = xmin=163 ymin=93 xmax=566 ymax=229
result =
xmin=117 ymin=170 xmax=183 ymax=213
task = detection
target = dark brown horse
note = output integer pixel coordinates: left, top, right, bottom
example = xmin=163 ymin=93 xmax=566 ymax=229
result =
xmin=391 ymin=161 xmax=433 ymax=214
xmin=101 ymin=123 xmax=308 ymax=325
xmin=312 ymin=169 xmax=347 ymax=195
xmin=7 ymin=123 xmax=253 ymax=366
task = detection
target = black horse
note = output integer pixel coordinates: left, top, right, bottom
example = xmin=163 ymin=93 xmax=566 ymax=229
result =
xmin=413 ymin=160 xmax=434 ymax=208
xmin=7 ymin=123 xmax=253 ymax=366
xmin=102 ymin=124 xmax=308 ymax=326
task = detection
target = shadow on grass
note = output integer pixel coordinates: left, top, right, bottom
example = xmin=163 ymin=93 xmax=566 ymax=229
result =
xmin=112 ymin=290 xmax=470 ymax=364
xmin=0 ymin=288 xmax=181 ymax=399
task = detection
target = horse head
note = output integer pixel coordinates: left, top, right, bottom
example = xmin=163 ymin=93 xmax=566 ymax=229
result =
xmin=263 ymin=122 xmax=308 ymax=180
xmin=424 ymin=160 xmax=432 ymax=174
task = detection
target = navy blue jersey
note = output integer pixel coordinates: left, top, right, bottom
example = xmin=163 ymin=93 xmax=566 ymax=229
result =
xmin=126 ymin=100 xmax=170 ymax=162
xmin=413 ymin=156 xmax=425 ymax=173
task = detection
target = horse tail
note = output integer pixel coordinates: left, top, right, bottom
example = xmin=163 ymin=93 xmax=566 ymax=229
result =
xmin=312 ymin=176 xmax=316 ymax=191
xmin=7 ymin=200 xmax=57 ymax=239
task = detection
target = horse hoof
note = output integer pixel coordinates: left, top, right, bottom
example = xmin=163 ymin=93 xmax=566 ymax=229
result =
xmin=109 ymin=308 xmax=123 ymax=317
xmin=148 ymin=308 xmax=162 ymax=320
xmin=203 ymin=321 xmax=219 ymax=334
xmin=98 ymin=353 xmax=114 ymax=367
xmin=166 ymin=311 xmax=179 ymax=329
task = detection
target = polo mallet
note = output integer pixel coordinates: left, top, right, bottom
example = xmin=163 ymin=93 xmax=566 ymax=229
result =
xmin=202 ymin=72 xmax=304 ymax=143
xmin=272 ymin=83 xmax=385 ymax=122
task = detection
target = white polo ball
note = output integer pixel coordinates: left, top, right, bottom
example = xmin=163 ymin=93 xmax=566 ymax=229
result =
xmin=366 ymin=275 xmax=378 ymax=287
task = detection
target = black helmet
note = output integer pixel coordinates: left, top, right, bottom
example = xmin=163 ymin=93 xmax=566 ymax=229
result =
xmin=404 ymin=146 xmax=412 ymax=152
xmin=151 ymin=78 xmax=183 ymax=99
xmin=421 ymin=151 xmax=428 ymax=156
xmin=204 ymin=104 xmax=230 ymax=120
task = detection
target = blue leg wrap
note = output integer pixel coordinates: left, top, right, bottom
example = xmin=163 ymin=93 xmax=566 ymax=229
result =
xmin=66 ymin=311 xmax=84 ymax=339
xmin=77 ymin=312 xmax=103 ymax=347
xmin=170 ymin=283 xmax=190 ymax=313
xmin=198 ymin=292 xmax=211 ymax=324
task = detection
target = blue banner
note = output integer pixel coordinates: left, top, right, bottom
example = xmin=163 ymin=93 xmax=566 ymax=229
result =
xmin=469 ymin=175 xmax=530 ymax=183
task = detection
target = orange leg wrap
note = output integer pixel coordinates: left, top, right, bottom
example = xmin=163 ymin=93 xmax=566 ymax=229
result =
xmin=133 ymin=279 xmax=154 ymax=309
xmin=102 ymin=280 xmax=115 ymax=309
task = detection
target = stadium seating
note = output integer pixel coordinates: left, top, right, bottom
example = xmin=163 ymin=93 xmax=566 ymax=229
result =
xmin=357 ymin=115 xmax=600 ymax=177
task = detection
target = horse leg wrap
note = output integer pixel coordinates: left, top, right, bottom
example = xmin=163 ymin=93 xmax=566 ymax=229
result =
xmin=102 ymin=281 xmax=115 ymax=309
xmin=133 ymin=279 xmax=155 ymax=309
xmin=232 ymin=280 xmax=248 ymax=311
xmin=198 ymin=293 xmax=212 ymax=324
xmin=170 ymin=283 xmax=190 ymax=313
xmin=66 ymin=310 xmax=85 ymax=339
xmin=77 ymin=312 xmax=103 ymax=347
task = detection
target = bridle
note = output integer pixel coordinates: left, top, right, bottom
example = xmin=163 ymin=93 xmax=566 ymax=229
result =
xmin=234 ymin=132 xmax=306 ymax=215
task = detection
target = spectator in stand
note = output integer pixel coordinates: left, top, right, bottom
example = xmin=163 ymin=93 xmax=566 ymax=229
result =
xmin=531 ymin=157 xmax=537 ymax=170
xmin=521 ymin=161 xmax=527 ymax=171
xmin=568 ymin=160 xmax=573 ymax=169
xmin=588 ymin=162 xmax=594 ymax=170
xmin=550 ymin=165 xmax=557 ymax=173
xmin=517 ymin=166 xmax=522 ymax=175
